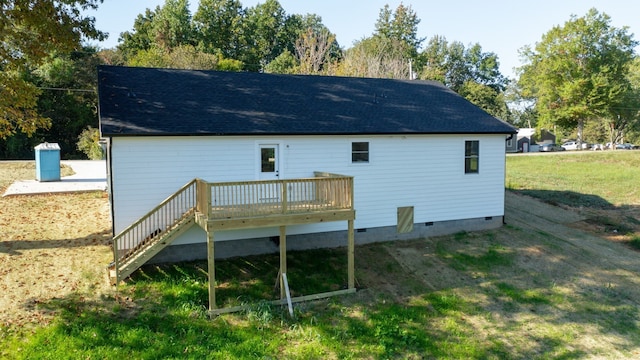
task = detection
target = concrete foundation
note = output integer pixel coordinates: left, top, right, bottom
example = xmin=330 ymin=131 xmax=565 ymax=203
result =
xmin=148 ymin=215 xmax=504 ymax=264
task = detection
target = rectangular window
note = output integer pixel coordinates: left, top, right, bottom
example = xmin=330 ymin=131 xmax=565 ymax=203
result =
xmin=261 ymin=147 xmax=276 ymax=173
xmin=352 ymin=142 xmax=369 ymax=163
xmin=465 ymin=140 xmax=479 ymax=174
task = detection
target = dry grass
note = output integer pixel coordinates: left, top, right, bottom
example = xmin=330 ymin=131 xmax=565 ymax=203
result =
xmin=0 ymin=162 xmax=111 ymax=327
xmin=0 ymin=161 xmax=74 ymax=193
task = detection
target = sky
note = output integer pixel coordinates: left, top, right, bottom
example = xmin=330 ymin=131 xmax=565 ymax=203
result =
xmin=85 ymin=0 xmax=640 ymax=78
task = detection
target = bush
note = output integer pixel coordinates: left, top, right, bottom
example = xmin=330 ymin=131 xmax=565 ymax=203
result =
xmin=76 ymin=126 xmax=103 ymax=160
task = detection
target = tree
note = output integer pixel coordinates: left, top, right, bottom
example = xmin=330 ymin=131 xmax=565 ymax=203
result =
xmin=152 ymin=0 xmax=195 ymax=50
xmin=340 ymin=36 xmax=410 ymax=79
xmin=294 ymin=27 xmax=336 ymax=74
xmin=459 ymin=81 xmax=511 ymax=121
xmin=129 ymin=45 xmax=220 ymax=70
xmin=0 ymin=0 xmax=105 ymax=139
xmin=0 ymin=47 xmax=102 ymax=159
xmin=241 ymin=0 xmax=290 ymax=71
xmin=118 ymin=8 xmax=158 ymax=61
xmin=518 ymin=9 xmax=637 ymax=147
xmin=420 ymin=36 xmax=510 ymax=118
xmin=193 ymin=0 xmax=244 ymax=59
xmin=374 ymin=3 xmax=424 ymax=59
xmin=603 ymin=57 xmax=640 ymax=146
xmin=421 ymin=37 xmax=507 ymax=93
xmin=264 ymin=49 xmax=299 ymax=74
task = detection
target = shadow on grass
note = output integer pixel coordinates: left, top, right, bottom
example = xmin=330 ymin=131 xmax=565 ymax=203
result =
xmin=22 ymin=294 xmax=278 ymax=359
xmin=0 ymin=230 xmax=112 ymax=255
xmin=129 ymin=248 xmax=351 ymax=308
xmin=513 ymin=189 xmax=615 ymax=209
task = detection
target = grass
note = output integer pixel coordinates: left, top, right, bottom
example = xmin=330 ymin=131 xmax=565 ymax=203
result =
xmin=0 ymin=161 xmax=74 ymax=192
xmin=4 ymin=231 xmax=639 ymax=359
xmin=2 ymin=153 xmax=640 ymax=358
xmin=506 ymin=151 xmax=640 ymax=207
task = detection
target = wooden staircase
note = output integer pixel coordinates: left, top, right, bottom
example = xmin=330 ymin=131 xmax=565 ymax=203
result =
xmin=108 ymin=180 xmax=198 ymax=285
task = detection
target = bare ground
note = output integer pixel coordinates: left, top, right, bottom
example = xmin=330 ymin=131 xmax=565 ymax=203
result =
xmin=1 ymin=171 xmax=640 ymax=356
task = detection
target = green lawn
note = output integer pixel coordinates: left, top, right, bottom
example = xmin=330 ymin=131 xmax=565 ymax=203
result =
xmin=506 ymin=151 xmax=640 ymax=207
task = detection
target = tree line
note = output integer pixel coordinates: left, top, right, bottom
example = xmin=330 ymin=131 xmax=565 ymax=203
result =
xmin=1 ymin=0 xmax=638 ymax=159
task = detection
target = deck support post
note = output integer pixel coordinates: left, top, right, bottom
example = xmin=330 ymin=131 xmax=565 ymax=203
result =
xmin=207 ymin=229 xmax=216 ymax=312
xmin=348 ymin=219 xmax=355 ymax=290
xmin=279 ymin=225 xmax=287 ymax=300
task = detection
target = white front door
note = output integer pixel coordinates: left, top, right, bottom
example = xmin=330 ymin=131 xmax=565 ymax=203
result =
xmin=259 ymin=144 xmax=280 ymax=180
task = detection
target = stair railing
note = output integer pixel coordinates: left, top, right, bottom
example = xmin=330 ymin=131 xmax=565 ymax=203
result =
xmin=111 ymin=179 xmax=198 ymax=282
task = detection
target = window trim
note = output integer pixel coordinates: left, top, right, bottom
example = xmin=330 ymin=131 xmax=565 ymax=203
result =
xmin=351 ymin=141 xmax=370 ymax=164
xmin=465 ymin=140 xmax=479 ymax=174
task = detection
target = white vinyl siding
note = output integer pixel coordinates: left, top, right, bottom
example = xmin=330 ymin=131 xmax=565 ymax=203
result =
xmin=110 ymin=134 xmax=506 ymax=244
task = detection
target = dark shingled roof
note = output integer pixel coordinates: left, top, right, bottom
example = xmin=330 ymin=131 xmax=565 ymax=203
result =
xmin=98 ymin=65 xmax=517 ymax=137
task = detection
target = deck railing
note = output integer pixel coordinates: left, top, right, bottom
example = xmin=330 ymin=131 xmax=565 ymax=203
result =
xmin=112 ymin=179 xmax=198 ymax=263
xmin=110 ymin=173 xmax=353 ymax=284
xmin=199 ymin=172 xmax=353 ymax=219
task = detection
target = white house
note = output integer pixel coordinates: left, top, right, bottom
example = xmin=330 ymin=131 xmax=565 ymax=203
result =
xmin=98 ymin=66 xmax=516 ymax=290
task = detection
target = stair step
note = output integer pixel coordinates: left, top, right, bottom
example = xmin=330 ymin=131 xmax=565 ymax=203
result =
xmin=111 ymin=215 xmax=196 ymax=284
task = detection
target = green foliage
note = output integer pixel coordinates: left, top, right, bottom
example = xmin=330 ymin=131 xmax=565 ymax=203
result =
xmin=76 ymin=127 xmax=103 ymax=160
xmin=421 ymin=37 xmax=507 ymax=93
xmin=459 ymin=80 xmax=511 ymax=119
xmin=34 ymin=57 xmax=75 ymax=87
xmin=0 ymin=0 xmax=105 ymax=139
xmin=128 ymin=47 xmax=170 ymax=68
xmin=193 ymin=0 xmax=244 ymax=59
xmin=420 ymin=36 xmax=510 ymax=119
xmin=129 ymin=45 xmax=219 ymax=70
xmin=335 ymin=3 xmax=426 ymax=79
xmin=264 ymin=49 xmax=299 ymax=74
xmin=152 ymin=0 xmax=195 ymax=50
xmin=215 ymin=56 xmax=244 ymax=72
xmin=0 ymin=71 xmax=50 ymax=139
xmin=1 ymin=47 xmax=101 ymax=159
xmin=241 ymin=0 xmax=292 ymax=71
xmin=118 ymin=8 xmax=157 ymax=60
xmin=374 ymin=3 xmax=424 ymax=59
xmin=518 ymin=8 xmax=637 ymax=141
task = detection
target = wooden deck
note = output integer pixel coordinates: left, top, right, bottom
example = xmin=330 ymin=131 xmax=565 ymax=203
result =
xmin=110 ymin=172 xmax=356 ymax=313
xmin=195 ymin=172 xmax=355 ymax=231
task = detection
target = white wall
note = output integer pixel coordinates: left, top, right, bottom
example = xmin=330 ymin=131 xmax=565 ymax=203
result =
xmin=110 ymin=134 xmax=506 ymax=244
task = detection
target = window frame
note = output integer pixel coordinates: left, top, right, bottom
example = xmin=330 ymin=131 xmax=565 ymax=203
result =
xmin=351 ymin=141 xmax=370 ymax=164
xmin=464 ymin=140 xmax=479 ymax=174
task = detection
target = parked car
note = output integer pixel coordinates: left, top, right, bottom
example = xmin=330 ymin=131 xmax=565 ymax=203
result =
xmin=539 ymin=143 xmax=565 ymax=152
xmin=592 ymin=143 xmax=605 ymax=151
xmin=616 ymin=143 xmax=636 ymax=150
xmin=561 ymin=141 xmax=590 ymax=151
xmin=606 ymin=143 xmax=635 ymax=150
